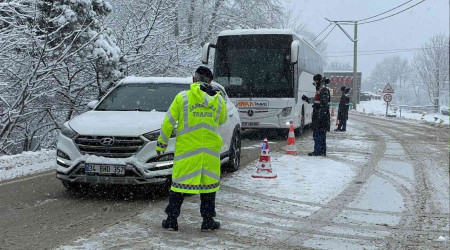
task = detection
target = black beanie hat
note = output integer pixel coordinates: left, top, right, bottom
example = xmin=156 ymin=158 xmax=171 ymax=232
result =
xmin=313 ymin=74 xmax=322 ymax=82
xmin=195 ymin=66 xmax=213 ymax=82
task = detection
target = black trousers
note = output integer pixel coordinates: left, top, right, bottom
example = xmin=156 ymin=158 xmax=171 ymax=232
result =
xmin=337 ymin=119 xmax=347 ymax=131
xmin=165 ymin=191 xmax=216 ymax=219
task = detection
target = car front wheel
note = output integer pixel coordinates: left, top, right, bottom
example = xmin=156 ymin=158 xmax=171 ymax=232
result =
xmin=61 ymin=180 xmax=88 ymax=191
xmin=224 ymin=128 xmax=241 ymax=172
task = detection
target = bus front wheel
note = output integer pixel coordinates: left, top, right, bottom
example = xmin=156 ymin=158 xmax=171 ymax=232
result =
xmin=294 ymin=108 xmax=305 ymax=135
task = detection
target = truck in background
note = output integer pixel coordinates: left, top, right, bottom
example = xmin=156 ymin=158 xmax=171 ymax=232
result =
xmin=324 ymin=71 xmax=362 ymax=108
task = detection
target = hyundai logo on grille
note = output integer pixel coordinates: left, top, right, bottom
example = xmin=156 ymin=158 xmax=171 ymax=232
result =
xmin=100 ymin=137 xmax=115 ymax=146
xmin=247 ymin=110 xmax=254 ymax=117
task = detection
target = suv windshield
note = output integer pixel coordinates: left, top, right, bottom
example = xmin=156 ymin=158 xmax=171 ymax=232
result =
xmin=96 ymin=83 xmax=189 ymax=112
xmin=214 ymin=35 xmax=293 ymax=98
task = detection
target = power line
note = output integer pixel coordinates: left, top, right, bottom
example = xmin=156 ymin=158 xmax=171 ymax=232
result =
xmin=316 ymin=24 xmax=336 ymax=46
xmin=327 ymin=46 xmax=449 ymax=54
xmin=312 ymin=23 xmax=333 ymax=42
xmin=359 ymin=0 xmax=427 ymax=25
xmin=325 ymin=47 xmax=446 ymax=57
xmin=357 ymin=0 xmax=414 ymax=22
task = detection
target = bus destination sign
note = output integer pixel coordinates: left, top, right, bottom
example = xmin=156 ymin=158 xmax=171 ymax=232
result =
xmin=235 ymin=100 xmax=269 ymax=108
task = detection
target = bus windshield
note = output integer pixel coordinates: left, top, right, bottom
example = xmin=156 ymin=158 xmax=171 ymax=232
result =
xmin=214 ymin=35 xmax=293 ymax=98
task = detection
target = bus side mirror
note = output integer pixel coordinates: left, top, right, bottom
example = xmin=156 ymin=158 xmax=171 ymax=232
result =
xmin=290 ymin=40 xmax=300 ymax=64
xmin=201 ymin=43 xmax=216 ymax=64
xmin=87 ymin=100 xmax=99 ymax=110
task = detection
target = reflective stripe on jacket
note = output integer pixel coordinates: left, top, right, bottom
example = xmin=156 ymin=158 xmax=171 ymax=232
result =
xmin=156 ymin=82 xmax=227 ymax=194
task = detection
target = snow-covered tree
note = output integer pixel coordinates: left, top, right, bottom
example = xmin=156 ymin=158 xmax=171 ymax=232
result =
xmin=368 ymin=56 xmax=410 ymax=104
xmin=0 ymin=0 xmax=306 ymax=155
xmin=413 ymin=34 xmax=449 ymax=112
xmin=0 ymin=0 xmax=121 ymax=154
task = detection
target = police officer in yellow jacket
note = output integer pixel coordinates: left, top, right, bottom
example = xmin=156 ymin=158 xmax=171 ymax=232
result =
xmin=157 ymin=66 xmax=227 ymax=231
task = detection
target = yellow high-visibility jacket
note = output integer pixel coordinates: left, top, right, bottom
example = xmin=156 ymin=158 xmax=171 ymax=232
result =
xmin=156 ymin=82 xmax=227 ymax=194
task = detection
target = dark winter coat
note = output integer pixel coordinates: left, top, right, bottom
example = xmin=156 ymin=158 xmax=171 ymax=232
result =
xmin=304 ymin=87 xmax=330 ymax=132
xmin=337 ymin=93 xmax=350 ymax=121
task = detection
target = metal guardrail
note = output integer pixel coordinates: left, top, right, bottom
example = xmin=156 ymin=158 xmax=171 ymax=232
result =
xmin=389 ymin=104 xmax=439 ymax=113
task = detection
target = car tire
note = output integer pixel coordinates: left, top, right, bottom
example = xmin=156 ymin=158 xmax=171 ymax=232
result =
xmin=223 ymin=127 xmax=241 ymax=172
xmin=61 ymin=180 xmax=87 ymax=191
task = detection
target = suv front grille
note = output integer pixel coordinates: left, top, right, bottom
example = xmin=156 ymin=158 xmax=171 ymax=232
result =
xmin=75 ymin=136 xmax=145 ymax=158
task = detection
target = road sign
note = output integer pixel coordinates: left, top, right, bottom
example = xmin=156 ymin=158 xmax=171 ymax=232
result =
xmin=382 ymin=83 xmax=394 ymax=93
xmin=383 ymin=93 xmax=392 ymax=102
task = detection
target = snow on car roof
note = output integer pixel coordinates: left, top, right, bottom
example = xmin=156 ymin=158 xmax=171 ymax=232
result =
xmin=119 ymin=77 xmax=226 ymax=91
xmin=120 ymin=76 xmax=192 ymax=85
xmin=218 ymin=29 xmax=294 ymax=36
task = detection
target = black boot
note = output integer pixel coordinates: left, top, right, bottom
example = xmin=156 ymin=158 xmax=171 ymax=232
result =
xmin=162 ymin=217 xmax=178 ymax=231
xmin=201 ymin=217 xmax=220 ymax=231
xmin=308 ymin=152 xmax=319 ymax=156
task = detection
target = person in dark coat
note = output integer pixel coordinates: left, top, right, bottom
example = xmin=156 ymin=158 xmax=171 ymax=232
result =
xmin=301 ymin=74 xmax=330 ymax=156
xmin=335 ymin=87 xmax=350 ymax=131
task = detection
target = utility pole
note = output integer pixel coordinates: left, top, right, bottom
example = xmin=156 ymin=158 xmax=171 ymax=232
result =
xmin=325 ymin=18 xmax=358 ymax=109
xmin=353 ymin=22 xmax=358 ymax=108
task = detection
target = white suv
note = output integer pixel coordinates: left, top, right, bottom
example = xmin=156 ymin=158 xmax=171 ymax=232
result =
xmin=56 ymin=77 xmax=241 ymax=189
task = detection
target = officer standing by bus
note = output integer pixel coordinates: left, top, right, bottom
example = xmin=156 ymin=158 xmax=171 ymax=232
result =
xmin=301 ymin=74 xmax=330 ymax=156
xmin=156 ymin=66 xmax=227 ymax=231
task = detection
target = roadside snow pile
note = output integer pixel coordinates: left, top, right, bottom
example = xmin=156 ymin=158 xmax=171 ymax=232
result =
xmin=357 ymin=100 xmax=449 ymax=125
xmin=223 ymin=153 xmax=357 ymax=204
xmin=0 ymin=149 xmax=55 ymax=181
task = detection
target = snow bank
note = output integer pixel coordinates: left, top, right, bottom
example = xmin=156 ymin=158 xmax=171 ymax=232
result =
xmin=357 ymin=100 xmax=449 ymax=125
xmin=0 ymin=150 xmax=55 ymax=181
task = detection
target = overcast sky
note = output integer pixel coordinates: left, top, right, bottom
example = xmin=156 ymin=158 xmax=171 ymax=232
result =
xmin=283 ymin=0 xmax=449 ymax=78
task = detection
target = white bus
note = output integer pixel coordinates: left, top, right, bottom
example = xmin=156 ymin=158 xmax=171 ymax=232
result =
xmin=202 ymin=29 xmax=323 ymax=133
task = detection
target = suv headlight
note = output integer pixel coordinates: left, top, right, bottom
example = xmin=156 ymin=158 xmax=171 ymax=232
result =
xmin=61 ymin=124 xmax=78 ymax=138
xmin=143 ymin=129 xmax=176 ymax=141
xmin=143 ymin=130 xmax=160 ymax=141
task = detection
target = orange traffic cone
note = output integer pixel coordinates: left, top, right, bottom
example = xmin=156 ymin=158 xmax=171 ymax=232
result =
xmin=285 ymin=123 xmax=297 ymax=155
xmin=252 ymin=139 xmax=277 ymax=179
xmin=331 ymin=107 xmax=335 ymax=117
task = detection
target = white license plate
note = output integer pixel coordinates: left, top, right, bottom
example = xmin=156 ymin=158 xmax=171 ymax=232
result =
xmin=242 ymin=122 xmax=259 ymax=127
xmin=85 ymin=164 xmax=125 ymax=175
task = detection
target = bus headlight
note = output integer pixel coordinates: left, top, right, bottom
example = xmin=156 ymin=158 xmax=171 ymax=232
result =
xmin=281 ymin=107 xmax=292 ymax=117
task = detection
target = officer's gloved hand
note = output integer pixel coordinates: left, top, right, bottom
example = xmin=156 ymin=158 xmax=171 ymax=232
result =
xmin=301 ymin=95 xmax=308 ymax=101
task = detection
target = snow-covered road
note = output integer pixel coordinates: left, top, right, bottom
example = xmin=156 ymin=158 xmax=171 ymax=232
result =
xmin=1 ymin=113 xmax=448 ymax=249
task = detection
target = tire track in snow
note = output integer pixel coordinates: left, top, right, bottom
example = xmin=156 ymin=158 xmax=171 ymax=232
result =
xmin=273 ymin=121 xmax=387 ymax=248
xmin=352 ymin=113 xmax=449 ymax=248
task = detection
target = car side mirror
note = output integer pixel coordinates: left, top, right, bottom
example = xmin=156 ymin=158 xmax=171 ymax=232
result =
xmin=87 ymin=100 xmax=99 ymax=110
xmin=290 ymin=40 xmax=300 ymax=64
